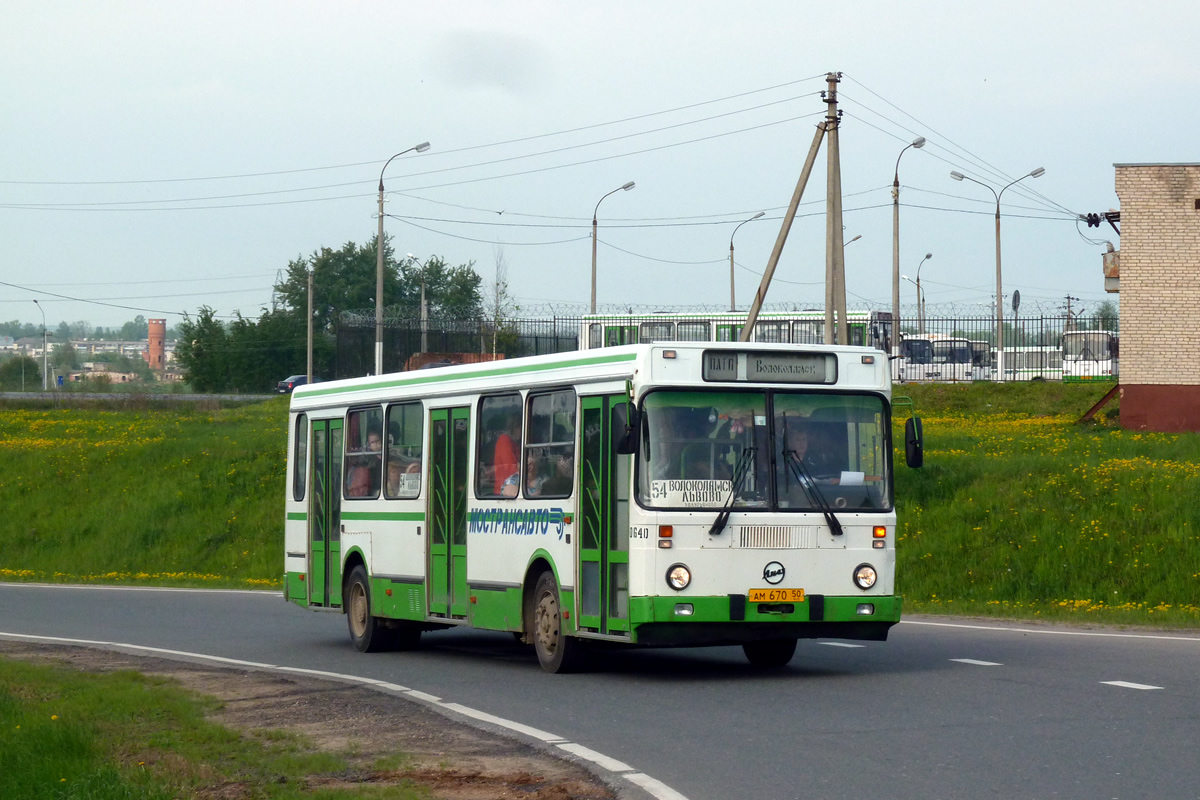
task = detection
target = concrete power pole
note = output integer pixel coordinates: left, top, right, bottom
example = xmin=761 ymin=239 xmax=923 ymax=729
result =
xmin=1064 ymin=294 xmax=1080 ymax=332
xmin=823 ymin=72 xmax=848 ymax=344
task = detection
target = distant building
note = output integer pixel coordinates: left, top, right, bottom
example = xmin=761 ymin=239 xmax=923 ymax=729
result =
xmin=1113 ymin=163 xmax=1200 ymax=431
xmin=144 ymin=318 xmax=166 ymax=370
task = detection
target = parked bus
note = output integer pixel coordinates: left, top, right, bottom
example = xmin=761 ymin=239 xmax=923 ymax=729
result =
xmin=1061 ymin=330 xmax=1118 ymax=381
xmin=895 ymin=334 xmax=977 ymax=382
xmin=580 ymin=311 xmax=892 ymax=352
xmin=1002 ymin=345 xmax=1063 ymax=382
xmin=284 ymin=342 xmax=923 ymax=672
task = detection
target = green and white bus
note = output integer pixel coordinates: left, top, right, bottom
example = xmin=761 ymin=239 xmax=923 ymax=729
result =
xmin=284 ymin=342 xmax=923 ymax=672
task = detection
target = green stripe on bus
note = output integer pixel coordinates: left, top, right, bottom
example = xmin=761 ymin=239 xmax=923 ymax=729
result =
xmin=340 ymin=511 xmax=426 ymax=521
xmin=286 ymin=512 xmax=307 ymax=521
xmin=299 ymin=351 xmax=638 ymax=398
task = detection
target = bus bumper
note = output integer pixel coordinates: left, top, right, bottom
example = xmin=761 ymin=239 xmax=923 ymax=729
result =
xmin=628 ymin=594 xmax=901 ymax=646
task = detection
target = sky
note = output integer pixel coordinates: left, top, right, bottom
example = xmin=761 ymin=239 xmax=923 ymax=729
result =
xmin=2 ymin=0 xmax=1195 ymax=332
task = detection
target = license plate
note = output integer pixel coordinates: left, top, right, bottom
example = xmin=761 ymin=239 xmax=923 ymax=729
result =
xmin=749 ymin=588 xmax=805 ymax=602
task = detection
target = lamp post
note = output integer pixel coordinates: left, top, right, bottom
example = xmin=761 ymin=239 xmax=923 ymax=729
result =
xmin=950 ymin=166 xmax=1045 ymax=381
xmin=375 ymin=141 xmax=430 ymax=376
xmin=729 ymin=211 xmax=765 ymax=311
xmin=590 ymin=181 xmax=635 ymax=314
xmin=406 ymin=253 xmax=429 ymax=354
xmin=33 ymin=299 xmax=47 ymax=390
xmin=892 ymin=136 xmax=925 ymax=357
xmin=900 ymin=274 xmax=925 ymax=334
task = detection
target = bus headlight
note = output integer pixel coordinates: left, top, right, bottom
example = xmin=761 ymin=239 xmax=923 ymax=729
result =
xmin=666 ymin=563 xmax=691 ymax=591
xmin=853 ymin=564 xmax=878 ymax=590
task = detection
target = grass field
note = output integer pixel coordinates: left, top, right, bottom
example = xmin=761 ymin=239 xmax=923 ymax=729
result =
xmin=1 ymin=383 xmax=1198 ymax=627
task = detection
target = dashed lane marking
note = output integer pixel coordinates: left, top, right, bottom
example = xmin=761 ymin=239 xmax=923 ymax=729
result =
xmin=1101 ymin=681 xmax=1163 ymax=691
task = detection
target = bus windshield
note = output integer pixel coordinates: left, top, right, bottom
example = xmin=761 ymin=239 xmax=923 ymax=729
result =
xmin=1063 ymin=332 xmax=1112 ymax=360
xmin=636 ymin=390 xmax=891 ymax=512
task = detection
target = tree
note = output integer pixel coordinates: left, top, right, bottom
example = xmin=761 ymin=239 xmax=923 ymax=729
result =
xmin=0 ymin=355 xmax=39 ymax=391
xmin=483 ymin=247 xmax=521 ymax=356
xmin=175 ymin=306 xmax=231 ymax=392
xmin=120 ymin=315 xmax=148 ymax=341
xmin=52 ymin=341 xmax=80 ymax=371
xmin=1092 ymin=300 xmax=1119 ymax=331
xmin=272 ymin=235 xmax=484 ymax=329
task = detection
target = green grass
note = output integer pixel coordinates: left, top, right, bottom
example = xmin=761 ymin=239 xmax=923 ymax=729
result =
xmin=0 ymin=398 xmax=289 ymax=588
xmin=895 ymin=381 xmax=1200 ymax=626
xmin=0 ymin=656 xmax=424 ymax=800
xmin=1 ymin=384 xmax=1198 ymax=627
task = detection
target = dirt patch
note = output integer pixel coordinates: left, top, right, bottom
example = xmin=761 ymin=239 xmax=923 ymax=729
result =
xmin=0 ymin=640 xmax=618 ymax=800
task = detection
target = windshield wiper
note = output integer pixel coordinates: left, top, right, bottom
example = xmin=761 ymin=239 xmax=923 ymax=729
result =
xmin=783 ymin=448 xmax=844 ymax=537
xmin=708 ymin=446 xmax=756 ymax=536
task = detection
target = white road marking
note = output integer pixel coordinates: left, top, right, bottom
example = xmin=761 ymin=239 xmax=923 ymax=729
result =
xmin=820 ymin=642 xmax=865 ymax=648
xmin=0 ymin=630 xmax=687 ymax=800
xmin=1101 ymin=681 xmax=1162 ymax=690
xmin=950 ymin=658 xmax=1003 ymax=666
xmin=902 ymin=619 xmax=1200 ymax=643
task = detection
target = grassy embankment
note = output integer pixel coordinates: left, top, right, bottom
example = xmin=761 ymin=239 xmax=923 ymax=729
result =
xmin=0 ymin=657 xmax=422 ymax=800
xmin=1 ymin=385 xmax=1198 ymax=626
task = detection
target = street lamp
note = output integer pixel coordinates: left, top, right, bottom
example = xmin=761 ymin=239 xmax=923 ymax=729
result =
xmin=729 ymin=211 xmax=765 ymax=311
xmin=33 ymin=299 xmax=46 ymax=390
xmin=375 ymin=141 xmax=431 ymax=376
xmin=911 ymin=252 xmax=932 ymax=333
xmin=406 ymin=253 xmax=429 ymax=355
xmin=590 ymin=181 xmax=635 ymax=314
xmin=950 ymin=166 xmax=1045 ymax=381
xmin=892 ymin=136 xmax=925 ymax=357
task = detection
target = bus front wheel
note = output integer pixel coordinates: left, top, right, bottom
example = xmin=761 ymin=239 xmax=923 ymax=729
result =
xmin=347 ymin=565 xmax=392 ymax=653
xmin=743 ymin=637 xmax=797 ymax=668
xmin=531 ymin=571 xmax=584 ymax=673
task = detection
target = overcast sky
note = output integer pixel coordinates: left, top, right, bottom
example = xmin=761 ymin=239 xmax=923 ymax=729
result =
xmin=2 ymin=1 xmax=1194 ymax=331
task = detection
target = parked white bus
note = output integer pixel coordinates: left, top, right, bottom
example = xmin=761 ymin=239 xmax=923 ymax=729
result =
xmin=1002 ymin=346 xmax=1063 ymax=382
xmin=895 ymin=334 xmax=978 ymax=382
xmin=284 ymin=342 xmax=923 ymax=672
xmin=1061 ymin=330 xmax=1118 ymax=382
xmin=580 ymin=311 xmax=892 ymax=351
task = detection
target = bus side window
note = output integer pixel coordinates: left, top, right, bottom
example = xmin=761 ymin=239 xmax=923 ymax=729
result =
xmin=384 ymin=402 xmax=422 ymax=499
xmin=292 ymin=414 xmax=307 ymax=501
xmin=524 ymin=389 xmax=576 ymax=499
xmin=345 ymin=406 xmax=383 ymax=499
xmin=478 ymin=394 xmax=523 ymax=498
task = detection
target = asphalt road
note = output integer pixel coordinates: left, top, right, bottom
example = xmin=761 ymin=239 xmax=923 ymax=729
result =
xmin=3 ymin=583 xmax=1198 ymax=800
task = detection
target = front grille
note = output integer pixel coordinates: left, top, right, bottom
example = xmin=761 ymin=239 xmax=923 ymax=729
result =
xmin=737 ymin=525 xmax=817 ymax=549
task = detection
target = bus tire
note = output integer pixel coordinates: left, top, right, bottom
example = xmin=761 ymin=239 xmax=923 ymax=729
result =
xmin=743 ymin=637 xmax=797 ymax=668
xmin=346 ymin=565 xmax=391 ymax=653
xmin=531 ymin=571 xmax=584 ymax=673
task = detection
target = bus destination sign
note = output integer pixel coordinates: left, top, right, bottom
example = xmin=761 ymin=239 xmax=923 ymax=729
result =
xmin=702 ymin=351 xmax=836 ymax=384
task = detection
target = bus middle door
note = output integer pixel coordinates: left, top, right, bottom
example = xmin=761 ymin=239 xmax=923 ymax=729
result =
xmin=428 ymin=407 xmax=470 ymax=619
xmin=578 ymin=395 xmax=631 ymax=636
xmin=308 ymin=418 xmax=343 ymax=608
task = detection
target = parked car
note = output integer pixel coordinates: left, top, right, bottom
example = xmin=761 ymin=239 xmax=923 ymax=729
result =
xmin=276 ymin=374 xmax=319 ymax=393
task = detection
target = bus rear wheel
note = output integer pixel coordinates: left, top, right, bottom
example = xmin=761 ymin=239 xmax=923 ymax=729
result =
xmin=531 ymin=571 xmax=584 ymax=673
xmin=743 ymin=637 xmax=797 ymax=668
xmin=347 ymin=565 xmax=393 ymax=653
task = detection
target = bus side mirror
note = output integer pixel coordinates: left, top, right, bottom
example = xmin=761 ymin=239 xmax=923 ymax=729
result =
xmin=905 ymin=417 xmax=924 ymax=469
xmin=1111 ymin=338 xmax=1119 ymax=358
xmin=614 ymin=404 xmax=640 ymax=455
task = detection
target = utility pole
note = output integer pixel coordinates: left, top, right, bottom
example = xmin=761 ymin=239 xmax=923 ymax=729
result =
xmin=739 ymin=121 xmax=827 ymax=340
xmin=823 ymin=72 xmax=847 ymax=344
xmin=306 ymin=269 xmax=313 ymax=383
xmin=1064 ymin=294 xmax=1080 ymax=331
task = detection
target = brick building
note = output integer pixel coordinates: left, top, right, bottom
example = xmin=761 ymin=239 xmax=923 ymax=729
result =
xmin=1113 ymin=163 xmax=1200 ymax=431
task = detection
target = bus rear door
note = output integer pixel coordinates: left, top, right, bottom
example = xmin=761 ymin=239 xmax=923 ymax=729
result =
xmin=578 ymin=394 xmax=631 ymax=636
xmin=308 ymin=418 xmax=343 ymax=608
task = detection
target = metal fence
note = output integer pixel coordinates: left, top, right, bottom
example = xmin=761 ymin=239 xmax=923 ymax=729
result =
xmin=334 ymin=313 xmax=1117 ymax=380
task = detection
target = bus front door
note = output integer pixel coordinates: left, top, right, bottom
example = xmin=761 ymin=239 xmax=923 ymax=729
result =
xmin=428 ymin=407 xmax=470 ymax=619
xmin=308 ymin=419 xmax=343 ymax=608
xmin=578 ymin=395 xmax=631 ymax=636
